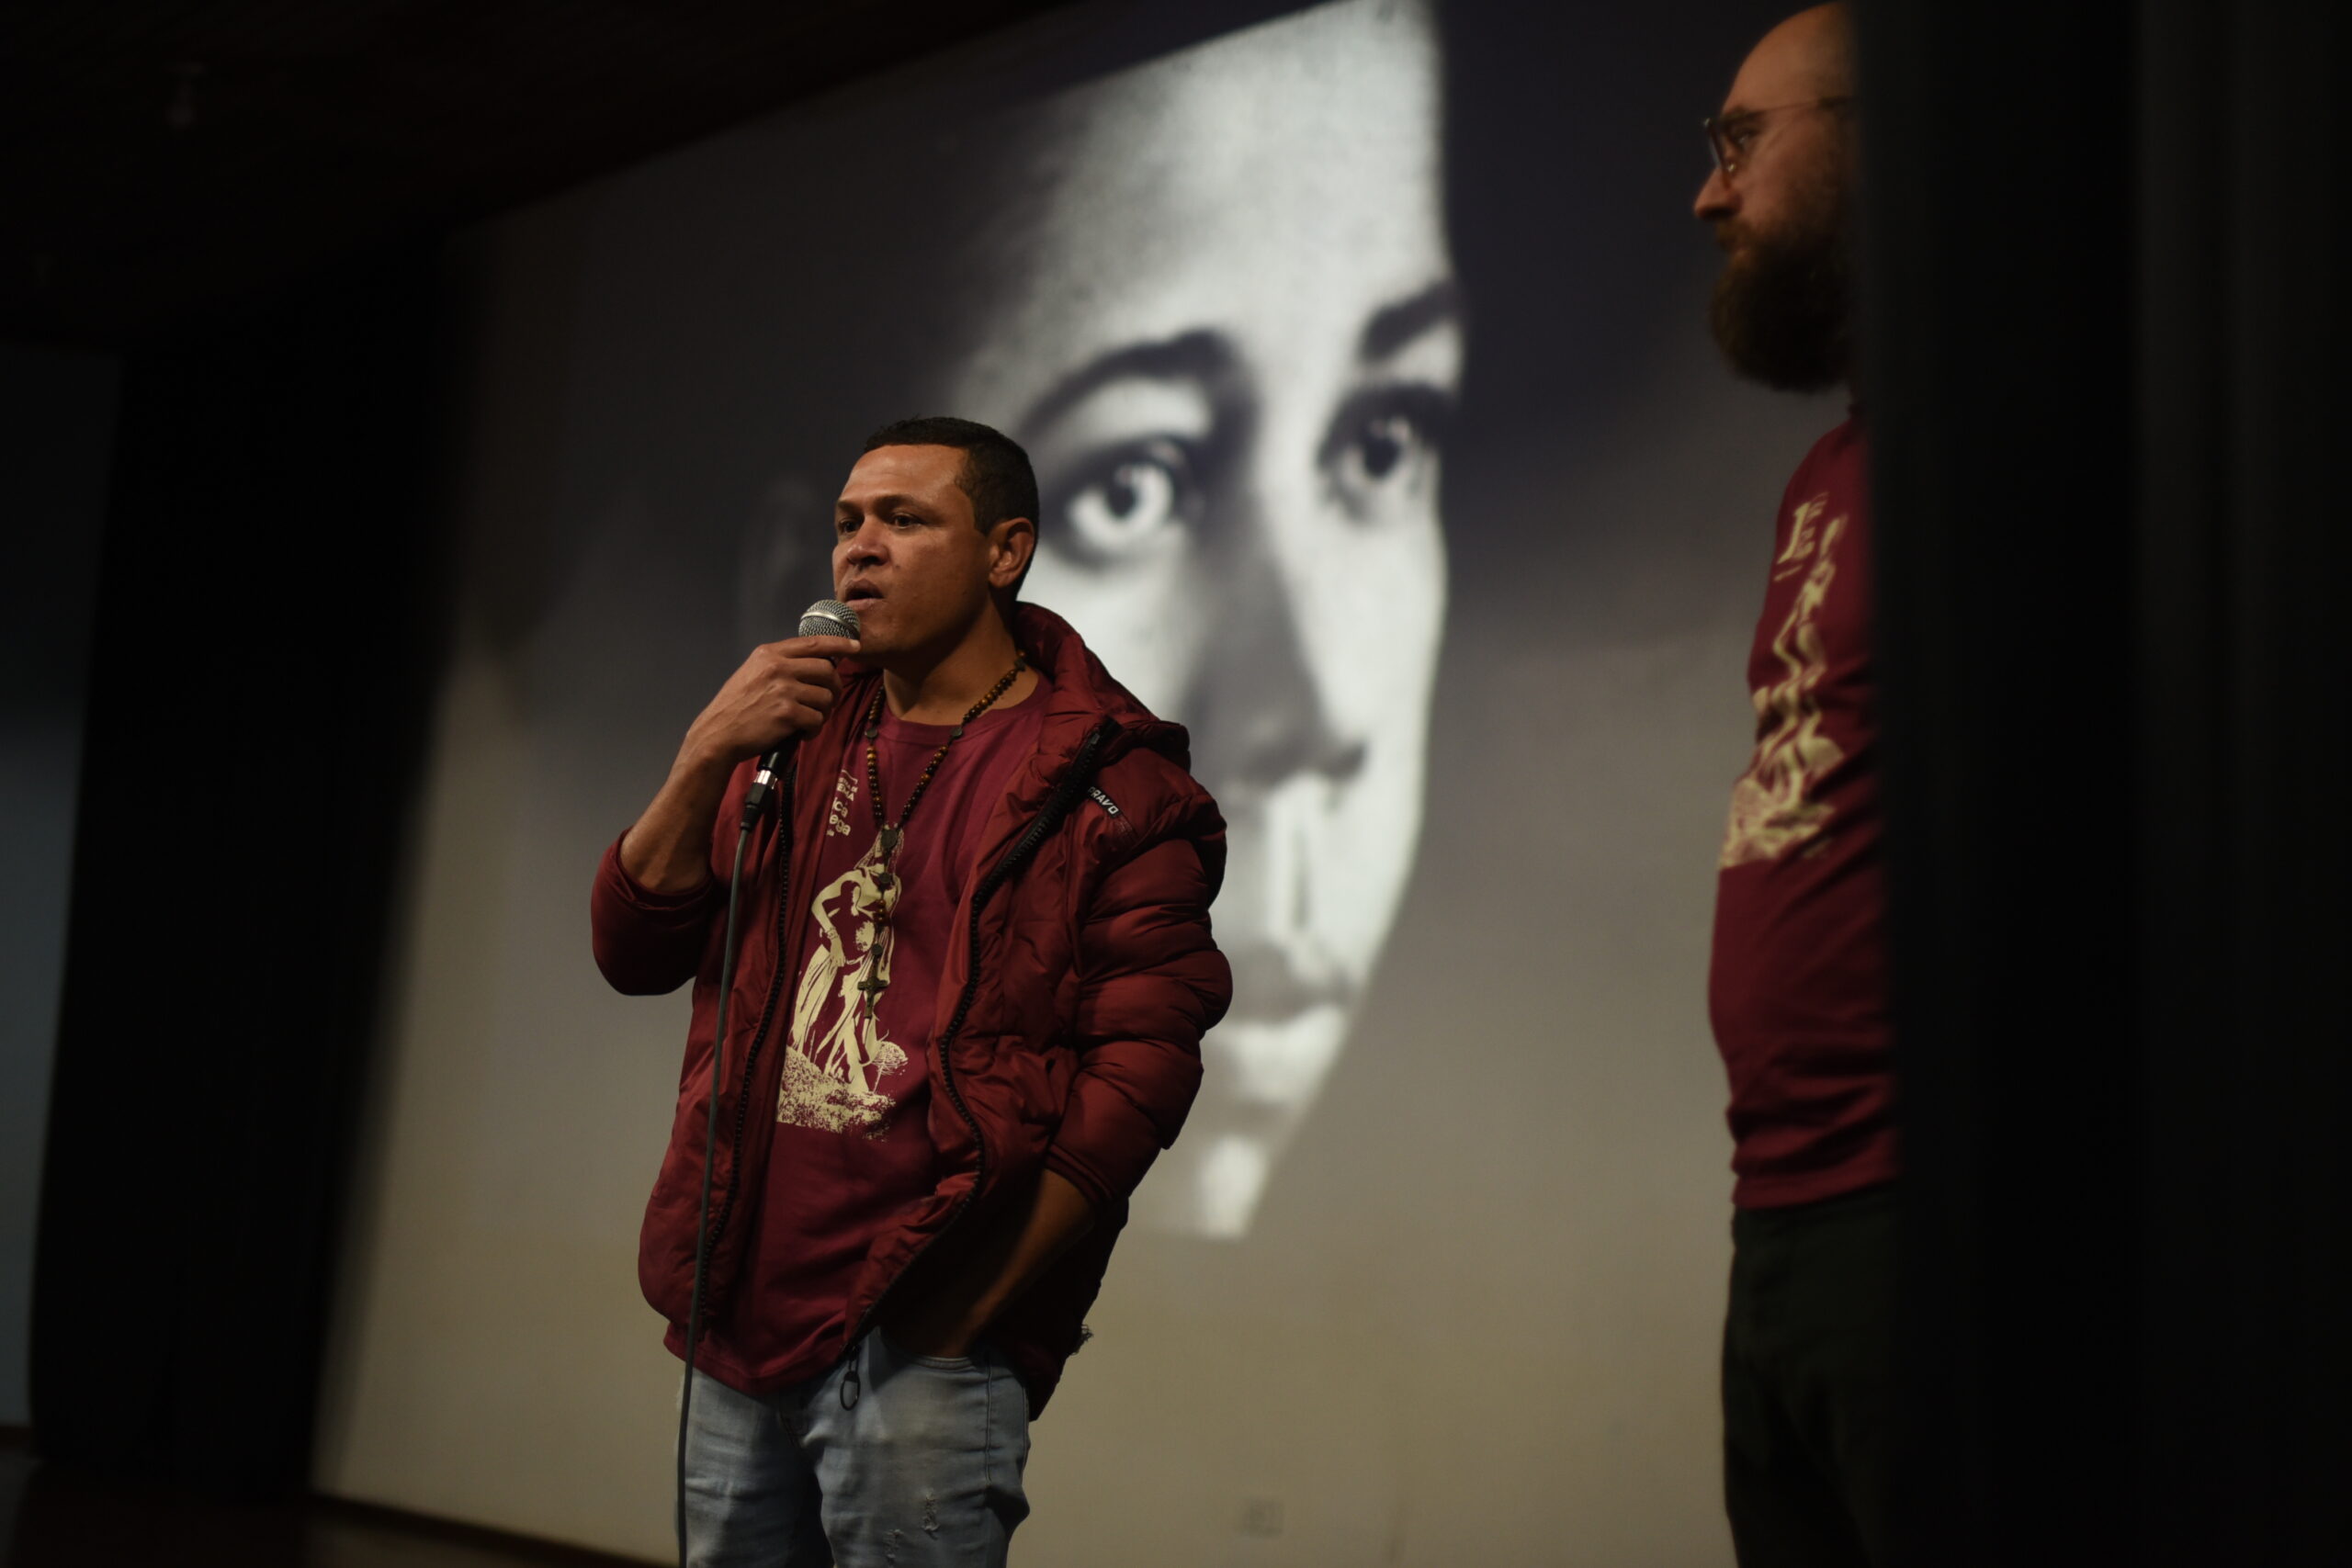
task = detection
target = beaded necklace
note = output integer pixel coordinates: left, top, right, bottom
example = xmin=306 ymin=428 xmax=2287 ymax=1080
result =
xmin=852 ymin=653 xmax=1026 ymax=1016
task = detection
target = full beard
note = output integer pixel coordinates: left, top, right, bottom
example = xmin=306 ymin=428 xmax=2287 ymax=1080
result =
xmin=1709 ymin=187 xmax=1856 ymax=393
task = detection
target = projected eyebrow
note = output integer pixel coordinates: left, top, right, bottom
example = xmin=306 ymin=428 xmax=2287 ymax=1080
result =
xmin=1022 ymin=332 xmax=1238 ymax=434
xmin=1358 ymin=279 xmax=1464 ymax=364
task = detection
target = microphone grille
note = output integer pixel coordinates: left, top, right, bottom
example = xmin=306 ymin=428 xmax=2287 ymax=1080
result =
xmin=798 ymin=599 xmax=860 ymax=640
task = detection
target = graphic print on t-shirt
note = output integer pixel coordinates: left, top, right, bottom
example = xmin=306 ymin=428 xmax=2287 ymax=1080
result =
xmin=823 ymin=767 xmax=858 ymax=839
xmin=778 ymin=826 xmax=910 ymax=1137
xmin=1721 ymin=493 xmax=1849 ymax=868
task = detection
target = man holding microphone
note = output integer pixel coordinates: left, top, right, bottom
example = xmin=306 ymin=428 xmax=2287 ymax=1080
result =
xmin=592 ymin=417 xmax=1231 ymax=1566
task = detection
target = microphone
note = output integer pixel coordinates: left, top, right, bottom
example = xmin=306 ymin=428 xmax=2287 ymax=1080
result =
xmin=740 ymin=599 xmax=862 ymax=826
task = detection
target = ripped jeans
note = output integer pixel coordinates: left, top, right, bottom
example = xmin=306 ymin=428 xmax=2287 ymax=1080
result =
xmin=681 ymin=1333 xmax=1032 ymax=1567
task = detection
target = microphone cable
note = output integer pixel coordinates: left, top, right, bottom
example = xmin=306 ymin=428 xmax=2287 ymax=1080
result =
xmin=675 ymin=808 xmax=755 ymax=1568
xmin=673 ymin=600 xmax=854 ymax=1568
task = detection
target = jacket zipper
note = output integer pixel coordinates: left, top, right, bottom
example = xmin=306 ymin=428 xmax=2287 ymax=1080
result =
xmin=839 ymin=719 xmax=1112 ymax=1405
xmin=704 ymin=760 xmax=797 ymax=1303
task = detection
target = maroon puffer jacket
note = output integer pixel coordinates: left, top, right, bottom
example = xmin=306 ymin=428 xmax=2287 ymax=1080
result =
xmin=590 ymin=605 xmax=1230 ymax=1414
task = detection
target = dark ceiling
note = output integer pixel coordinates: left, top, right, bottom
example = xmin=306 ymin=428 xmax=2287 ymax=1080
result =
xmin=0 ymin=0 xmax=1075 ymax=348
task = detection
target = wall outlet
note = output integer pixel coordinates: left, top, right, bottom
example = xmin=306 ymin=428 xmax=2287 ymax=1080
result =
xmin=1239 ymin=1497 xmax=1284 ymax=1538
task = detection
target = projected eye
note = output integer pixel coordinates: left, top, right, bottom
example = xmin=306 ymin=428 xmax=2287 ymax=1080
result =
xmin=1048 ymin=439 xmax=1197 ymax=566
xmin=1328 ymin=388 xmax=1452 ymax=521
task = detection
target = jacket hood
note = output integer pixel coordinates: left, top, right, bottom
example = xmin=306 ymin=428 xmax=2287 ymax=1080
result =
xmin=841 ymin=603 xmax=1189 ymax=775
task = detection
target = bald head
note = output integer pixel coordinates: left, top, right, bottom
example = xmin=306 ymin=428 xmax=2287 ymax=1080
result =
xmin=1742 ymin=4 xmax=1853 ymax=107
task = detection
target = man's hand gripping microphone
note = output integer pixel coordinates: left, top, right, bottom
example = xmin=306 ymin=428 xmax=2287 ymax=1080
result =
xmin=739 ymin=598 xmax=862 ymax=827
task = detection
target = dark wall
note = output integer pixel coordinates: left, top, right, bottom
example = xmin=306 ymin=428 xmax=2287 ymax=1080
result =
xmin=0 ymin=343 xmax=119 ymax=1428
xmin=1862 ymin=0 xmax=2352 ymax=1561
xmin=29 ymin=248 xmax=450 ymax=1495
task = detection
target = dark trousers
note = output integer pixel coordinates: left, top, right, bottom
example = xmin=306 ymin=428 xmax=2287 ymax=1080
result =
xmin=1723 ymin=1181 xmax=1898 ymax=1567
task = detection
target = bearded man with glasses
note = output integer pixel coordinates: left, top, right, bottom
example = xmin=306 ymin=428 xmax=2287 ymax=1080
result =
xmin=1692 ymin=6 xmax=1898 ymax=1565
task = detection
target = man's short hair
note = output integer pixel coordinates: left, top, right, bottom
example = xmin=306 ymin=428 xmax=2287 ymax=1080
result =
xmin=863 ymin=416 xmax=1039 ymax=535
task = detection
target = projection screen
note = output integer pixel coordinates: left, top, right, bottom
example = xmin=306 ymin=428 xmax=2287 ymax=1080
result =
xmin=320 ymin=1 xmax=1838 ymax=1561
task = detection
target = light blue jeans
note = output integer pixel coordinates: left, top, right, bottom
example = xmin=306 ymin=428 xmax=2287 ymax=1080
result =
xmin=681 ymin=1332 xmax=1032 ymax=1567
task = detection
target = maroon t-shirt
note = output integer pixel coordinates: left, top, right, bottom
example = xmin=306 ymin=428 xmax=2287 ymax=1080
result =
xmin=1709 ymin=416 xmax=1899 ymax=1208
xmin=692 ymin=675 xmax=1049 ymax=1393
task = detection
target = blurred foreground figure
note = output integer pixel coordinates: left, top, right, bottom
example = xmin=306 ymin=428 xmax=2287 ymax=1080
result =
xmin=1693 ymin=6 xmax=1897 ymax=1563
xmin=594 ymin=420 xmax=1230 ymax=1565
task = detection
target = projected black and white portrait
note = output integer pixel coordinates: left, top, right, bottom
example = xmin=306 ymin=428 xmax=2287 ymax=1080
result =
xmin=719 ymin=0 xmax=1458 ymax=1236
xmin=949 ymin=2 xmax=1456 ymax=1237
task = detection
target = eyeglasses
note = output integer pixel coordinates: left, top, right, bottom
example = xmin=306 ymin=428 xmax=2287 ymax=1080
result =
xmin=1703 ymin=96 xmax=1854 ymax=177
